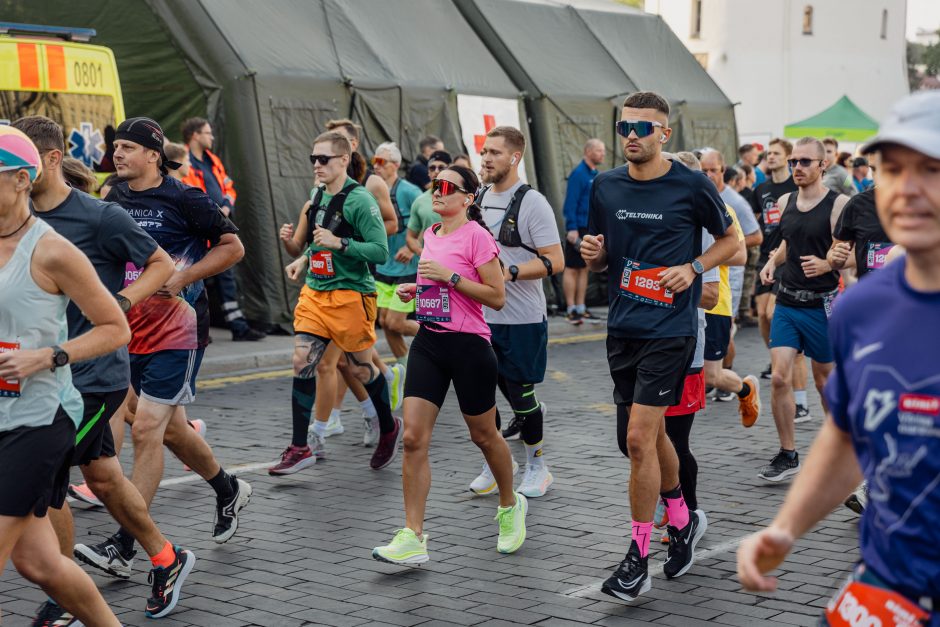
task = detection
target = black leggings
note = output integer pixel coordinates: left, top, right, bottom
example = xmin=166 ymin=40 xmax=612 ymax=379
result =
xmin=404 ymin=327 xmax=498 ymax=416
xmin=616 ymin=405 xmax=698 ymax=511
xmin=495 ymin=376 xmax=543 ymax=445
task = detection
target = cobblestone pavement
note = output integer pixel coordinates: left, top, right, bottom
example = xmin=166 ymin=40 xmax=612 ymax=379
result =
xmin=0 ymin=326 xmax=859 ymax=626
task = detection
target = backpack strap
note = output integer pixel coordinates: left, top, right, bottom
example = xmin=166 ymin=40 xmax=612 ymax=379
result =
xmin=305 ymin=181 xmax=360 ymax=243
xmin=389 ymin=179 xmax=406 ymax=233
xmin=496 ymin=184 xmax=537 ymax=254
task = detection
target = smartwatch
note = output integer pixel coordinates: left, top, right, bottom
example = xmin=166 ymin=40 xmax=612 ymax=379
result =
xmin=50 ymin=345 xmax=70 ymax=372
xmin=116 ymin=294 xmax=132 ymax=313
xmin=339 ymin=237 xmax=350 ymax=253
xmin=690 ymin=259 xmax=705 ymax=275
xmin=508 ymin=265 xmax=520 ymax=282
xmin=448 ymin=273 xmax=461 ymax=288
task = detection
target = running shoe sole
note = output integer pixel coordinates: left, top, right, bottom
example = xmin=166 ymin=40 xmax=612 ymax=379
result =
xmin=601 ymin=574 xmax=651 ymax=602
xmin=268 ymin=454 xmax=320 ymax=476
xmin=73 ymin=544 xmax=132 ymax=579
xmin=665 ymin=509 xmax=707 ymax=579
xmin=371 ymin=417 xmax=404 ymax=470
xmin=794 ymin=414 xmax=813 ymax=424
xmin=145 ymin=550 xmax=196 ymax=619
xmin=68 ymin=483 xmax=103 ymax=507
xmin=758 ymin=464 xmax=801 ymax=483
xmin=213 ymin=479 xmax=253 ymax=544
xmin=371 ymin=549 xmax=429 ymax=565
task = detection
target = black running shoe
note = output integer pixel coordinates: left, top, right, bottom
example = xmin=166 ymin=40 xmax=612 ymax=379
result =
xmin=145 ymin=547 xmax=196 ymax=618
xmin=502 ymin=415 xmax=525 ymax=440
xmin=213 ymin=477 xmax=253 ymax=543
xmin=32 ymin=600 xmax=78 ymax=626
xmin=795 ymin=404 xmax=812 ymax=423
xmin=758 ymin=449 xmax=801 ymax=482
xmin=601 ymin=541 xmax=650 ymax=602
xmin=663 ymin=509 xmax=708 ymax=579
xmin=760 ymin=363 xmax=772 ymax=379
xmin=74 ymin=534 xmax=135 ymax=579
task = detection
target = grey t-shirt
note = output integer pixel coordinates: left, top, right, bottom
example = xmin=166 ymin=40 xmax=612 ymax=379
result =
xmin=719 ymin=185 xmax=758 ymax=307
xmin=37 ymin=189 xmax=158 ymax=393
xmin=823 ymin=165 xmax=857 ymax=197
xmin=696 ymin=230 xmax=720 ymax=370
xmin=480 ymin=181 xmax=560 ymax=325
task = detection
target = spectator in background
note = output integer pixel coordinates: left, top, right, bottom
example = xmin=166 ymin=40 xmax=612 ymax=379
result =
xmin=181 ymin=117 xmax=265 ymax=342
xmin=738 ymin=143 xmax=766 ymax=186
xmin=562 ymin=138 xmax=605 ymax=325
xmin=162 ymin=142 xmax=191 ymax=183
xmin=822 ymin=137 xmax=856 ymax=197
xmin=62 ymin=157 xmax=98 ymax=194
xmin=405 ymin=135 xmax=445 ymax=190
xmin=453 ymin=153 xmax=472 ymax=169
xmin=851 ymin=156 xmax=874 ymax=192
xmin=837 ymin=151 xmax=853 ymax=169
xmin=737 ymin=163 xmax=756 ymax=204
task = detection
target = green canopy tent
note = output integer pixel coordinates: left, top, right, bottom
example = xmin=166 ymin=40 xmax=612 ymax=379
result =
xmin=784 ymin=95 xmax=879 ymax=142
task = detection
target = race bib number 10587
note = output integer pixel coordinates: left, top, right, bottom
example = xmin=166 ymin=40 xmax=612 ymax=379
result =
xmin=620 ymin=258 xmax=675 ymax=308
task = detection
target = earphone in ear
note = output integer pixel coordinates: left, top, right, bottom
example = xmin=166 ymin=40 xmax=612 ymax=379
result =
xmin=660 ymin=134 xmax=667 ymax=143
xmin=510 ymin=156 xmax=517 ymax=165
xmin=464 ymin=198 xmax=471 ymax=205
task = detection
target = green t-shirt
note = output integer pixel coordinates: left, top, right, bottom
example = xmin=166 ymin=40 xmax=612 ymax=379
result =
xmin=305 ymin=178 xmax=389 ymax=293
xmin=407 ymin=189 xmax=438 ymax=242
xmin=375 ymin=178 xmax=422 ymax=279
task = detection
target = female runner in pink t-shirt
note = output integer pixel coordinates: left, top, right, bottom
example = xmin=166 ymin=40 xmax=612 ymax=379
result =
xmin=372 ymin=166 xmax=529 ymax=564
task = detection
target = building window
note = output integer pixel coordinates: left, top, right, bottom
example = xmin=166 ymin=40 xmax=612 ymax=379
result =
xmin=881 ymin=9 xmax=888 ymax=39
xmin=690 ymin=0 xmax=702 ymax=39
xmin=802 ymin=5 xmax=813 ymax=35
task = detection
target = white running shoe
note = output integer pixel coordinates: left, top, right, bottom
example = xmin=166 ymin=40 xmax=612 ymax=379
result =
xmin=518 ymin=463 xmax=553 ymax=498
xmin=362 ymin=413 xmax=379 ymax=447
xmin=469 ymin=458 xmax=519 ymax=495
xmin=324 ymin=413 xmax=345 ymax=437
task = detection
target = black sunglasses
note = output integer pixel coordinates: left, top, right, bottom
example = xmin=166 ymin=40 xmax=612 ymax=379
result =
xmin=427 ymin=163 xmax=448 ymax=172
xmin=615 ymin=120 xmax=664 ymax=139
xmin=787 ymin=158 xmax=822 ymax=168
xmin=310 ymin=153 xmax=342 ymax=166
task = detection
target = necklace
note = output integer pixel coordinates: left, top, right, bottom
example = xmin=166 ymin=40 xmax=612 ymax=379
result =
xmin=0 ymin=215 xmax=32 ymax=239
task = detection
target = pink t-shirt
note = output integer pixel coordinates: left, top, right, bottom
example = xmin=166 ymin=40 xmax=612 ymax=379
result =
xmin=417 ymin=220 xmax=500 ymax=340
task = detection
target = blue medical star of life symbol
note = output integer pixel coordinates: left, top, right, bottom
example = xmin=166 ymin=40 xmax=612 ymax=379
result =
xmin=68 ymin=122 xmax=105 ymax=167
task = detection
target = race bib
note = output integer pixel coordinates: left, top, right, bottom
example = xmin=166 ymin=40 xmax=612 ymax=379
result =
xmin=308 ymin=251 xmax=335 ymax=278
xmin=825 ymin=579 xmax=929 ymax=627
xmin=124 ymin=262 xmax=143 ymax=289
xmin=867 ymin=242 xmax=894 ymax=271
xmin=415 ymin=285 xmax=452 ymax=322
xmin=620 ymin=258 xmax=674 ymax=308
xmin=764 ymin=203 xmax=782 ymax=228
xmin=0 ymin=341 xmax=21 ymax=398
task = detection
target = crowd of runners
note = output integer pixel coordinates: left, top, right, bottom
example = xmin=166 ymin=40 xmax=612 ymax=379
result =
xmin=0 ymin=87 xmax=937 ymax=626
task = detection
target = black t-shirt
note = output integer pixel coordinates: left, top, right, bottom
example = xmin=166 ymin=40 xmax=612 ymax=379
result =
xmin=406 ymin=156 xmax=430 ymax=190
xmin=833 ymin=188 xmax=891 ymax=278
xmin=36 ymin=190 xmax=158 ymax=393
xmin=589 ymin=161 xmax=732 ymax=339
xmin=778 ymin=190 xmax=840 ymax=308
xmin=751 ymin=176 xmax=798 ymax=263
xmin=107 ymin=177 xmax=238 ymax=354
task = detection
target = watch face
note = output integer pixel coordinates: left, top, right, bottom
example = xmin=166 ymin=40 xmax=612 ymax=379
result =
xmin=54 ymin=351 xmax=68 ymax=366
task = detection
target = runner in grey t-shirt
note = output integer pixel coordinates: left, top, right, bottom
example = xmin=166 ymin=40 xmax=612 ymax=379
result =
xmin=469 ymin=126 xmax=563 ymax=499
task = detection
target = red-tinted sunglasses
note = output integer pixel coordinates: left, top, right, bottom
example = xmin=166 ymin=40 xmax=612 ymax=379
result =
xmin=431 ymin=178 xmax=467 ymax=196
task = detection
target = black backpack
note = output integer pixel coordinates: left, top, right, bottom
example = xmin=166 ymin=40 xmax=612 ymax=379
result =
xmin=478 ymin=183 xmax=536 ymax=254
xmin=305 ymin=180 xmax=361 ymax=244
xmin=389 ymin=179 xmax=407 ymax=234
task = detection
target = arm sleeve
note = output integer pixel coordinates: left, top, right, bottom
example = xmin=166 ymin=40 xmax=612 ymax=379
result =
xmin=181 ymin=187 xmax=238 ymax=245
xmin=344 ymin=190 xmax=389 ymax=264
xmin=823 ymin=310 xmax=851 ymax=432
xmin=97 ymin=203 xmax=159 ymax=267
xmin=562 ymin=167 xmax=584 ymax=232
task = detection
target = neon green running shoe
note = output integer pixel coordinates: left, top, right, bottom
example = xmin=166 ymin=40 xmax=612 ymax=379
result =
xmin=387 ymin=363 xmax=406 ymax=411
xmin=372 ymin=528 xmax=428 ymax=565
xmin=495 ymin=492 xmax=528 ymax=554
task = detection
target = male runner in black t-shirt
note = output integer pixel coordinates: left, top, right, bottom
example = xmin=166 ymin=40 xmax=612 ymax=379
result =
xmin=828 ymin=187 xmax=892 ymax=279
xmin=758 ymin=137 xmax=849 ymax=483
xmin=581 ymin=91 xmax=737 ymax=602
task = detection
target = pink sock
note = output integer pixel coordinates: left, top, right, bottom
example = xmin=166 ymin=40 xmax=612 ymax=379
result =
xmin=631 ymin=520 xmax=654 ymax=558
xmin=664 ymin=491 xmax=690 ymax=530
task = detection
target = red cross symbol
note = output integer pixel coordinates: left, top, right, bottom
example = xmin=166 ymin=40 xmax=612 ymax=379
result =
xmin=474 ymin=114 xmax=496 ymax=153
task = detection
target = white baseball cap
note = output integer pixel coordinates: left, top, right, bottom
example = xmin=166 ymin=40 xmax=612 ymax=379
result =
xmin=861 ymin=91 xmax=940 ymax=160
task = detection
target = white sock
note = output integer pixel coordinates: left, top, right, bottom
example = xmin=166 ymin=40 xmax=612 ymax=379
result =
xmin=575 ymin=304 xmax=586 ymax=314
xmin=525 ymin=440 xmax=544 ymax=468
xmin=312 ymin=420 xmax=328 ymax=437
xmin=794 ymin=390 xmax=808 ymax=406
xmin=360 ymin=398 xmax=377 ymax=418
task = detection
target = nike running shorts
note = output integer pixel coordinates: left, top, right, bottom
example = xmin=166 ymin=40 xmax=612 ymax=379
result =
xmin=606 ymin=335 xmax=696 ymax=407
xmin=704 ymin=313 xmax=732 ymax=361
xmin=72 ymin=389 xmax=128 ymax=466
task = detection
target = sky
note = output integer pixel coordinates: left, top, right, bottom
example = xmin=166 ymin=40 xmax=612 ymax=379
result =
xmin=907 ymin=0 xmax=940 ymax=38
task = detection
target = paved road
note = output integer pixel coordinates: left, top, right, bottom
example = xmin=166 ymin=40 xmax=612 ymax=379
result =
xmin=0 ymin=326 xmax=859 ymax=626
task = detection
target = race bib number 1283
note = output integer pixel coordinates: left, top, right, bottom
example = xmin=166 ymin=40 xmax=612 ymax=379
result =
xmin=620 ymin=258 xmax=674 ymax=308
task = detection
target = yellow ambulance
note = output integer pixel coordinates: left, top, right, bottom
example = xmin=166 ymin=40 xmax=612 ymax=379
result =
xmin=0 ymin=22 xmax=125 ymax=173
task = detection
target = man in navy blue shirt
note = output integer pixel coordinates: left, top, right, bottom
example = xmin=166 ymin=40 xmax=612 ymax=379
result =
xmin=562 ymin=138 xmax=604 ymax=325
xmin=581 ymin=91 xmax=737 ymax=602
xmin=739 ymin=90 xmax=940 ymax=627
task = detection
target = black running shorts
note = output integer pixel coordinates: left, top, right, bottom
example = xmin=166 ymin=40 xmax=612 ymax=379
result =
xmin=564 ymin=228 xmax=588 ymax=269
xmin=72 ymin=389 xmax=127 ymax=466
xmin=606 ymin=335 xmax=697 ymax=407
xmin=404 ymin=326 xmax=498 ymax=416
xmin=704 ymin=314 xmax=732 ymax=361
xmin=0 ymin=407 xmax=75 ymax=517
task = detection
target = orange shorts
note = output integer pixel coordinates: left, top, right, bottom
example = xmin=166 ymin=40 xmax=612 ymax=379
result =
xmin=665 ymin=371 xmax=705 ymax=417
xmin=293 ymin=286 xmax=377 ymax=353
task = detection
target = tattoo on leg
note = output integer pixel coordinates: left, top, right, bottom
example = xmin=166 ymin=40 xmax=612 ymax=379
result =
xmin=296 ymin=334 xmax=327 ymax=379
xmin=345 ymin=351 xmax=378 ymax=383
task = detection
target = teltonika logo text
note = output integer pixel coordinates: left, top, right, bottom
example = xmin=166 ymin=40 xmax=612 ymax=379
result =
xmin=616 ymin=210 xmax=663 ymax=220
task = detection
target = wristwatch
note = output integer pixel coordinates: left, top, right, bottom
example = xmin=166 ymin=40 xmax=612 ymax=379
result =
xmin=115 ymin=294 xmax=132 ymax=313
xmin=447 ymin=273 xmax=461 ymax=288
xmin=339 ymin=237 xmax=350 ymax=253
xmin=690 ymin=259 xmax=705 ymax=275
xmin=508 ymin=265 xmax=520 ymax=282
xmin=50 ymin=345 xmax=70 ymax=372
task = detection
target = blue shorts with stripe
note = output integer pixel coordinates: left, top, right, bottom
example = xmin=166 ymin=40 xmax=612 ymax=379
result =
xmin=130 ymin=349 xmax=205 ymax=406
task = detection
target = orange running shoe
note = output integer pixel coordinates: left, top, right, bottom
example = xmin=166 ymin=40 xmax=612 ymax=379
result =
xmin=739 ymin=375 xmax=761 ymax=428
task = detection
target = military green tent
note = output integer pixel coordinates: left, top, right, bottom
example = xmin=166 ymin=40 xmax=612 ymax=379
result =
xmin=784 ymin=96 xmax=879 ymax=142
xmin=453 ymin=0 xmax=738 ymax=211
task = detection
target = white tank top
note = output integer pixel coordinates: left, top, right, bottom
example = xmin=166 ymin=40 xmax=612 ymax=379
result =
xmin=0 ymin=218 xmax=82 ymax=431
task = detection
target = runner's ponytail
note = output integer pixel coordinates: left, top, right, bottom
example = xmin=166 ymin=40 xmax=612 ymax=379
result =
xmin=446 ymin=165 xmax=488 ymax=231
